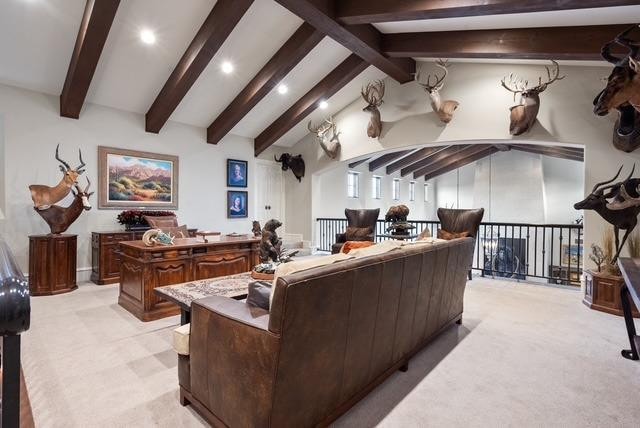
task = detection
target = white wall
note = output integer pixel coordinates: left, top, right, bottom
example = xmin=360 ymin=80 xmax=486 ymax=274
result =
xmin=278 ymin=61 xmax=640 ymax=269
xmin=0 ymin=83 xmax=265 ymax=276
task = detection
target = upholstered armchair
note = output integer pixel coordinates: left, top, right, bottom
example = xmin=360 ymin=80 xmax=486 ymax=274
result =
xmin=331 ymin=208 xmax=380 ymax=254
xmin=437 ymin=208 xmax=484 ymax=279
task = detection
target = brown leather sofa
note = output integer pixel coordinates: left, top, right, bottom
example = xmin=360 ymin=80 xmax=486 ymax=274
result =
xmin=331 ymin=208 xmax=380 ymax=254
xmin=179 ymin=237 xmax=475 ymax=427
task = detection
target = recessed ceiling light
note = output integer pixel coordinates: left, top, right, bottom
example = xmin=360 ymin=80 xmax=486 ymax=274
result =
xmin=221 ymin=61 xmax=234 ymax=74
xmin=140 ymin=29 xmax=156 ymax=45
xmin=319 ymin=100 xmax=329 ymax=109
xmin=277 ymin=84 xmax=288 ymax=95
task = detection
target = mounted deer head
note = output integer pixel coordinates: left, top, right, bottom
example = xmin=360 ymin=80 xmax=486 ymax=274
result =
xmin=592 ymin=25 xmax=640 ymax=152
xmin=34 ymin=178 xmax=93 ymax=235
xmin=574 ymin=165 xmax=640 ymax=263
xmin=361 ymin=80 xmax=385 ymax=138
xmin=501 ymin=60 xmax=565 ymax=135
xmin=415 ymin=59 xmax=459 ymax=123
xmin=29 ymin=144 xmax=86 ymax=210
xmin=308 ymin=116 xmax=341 ymax=159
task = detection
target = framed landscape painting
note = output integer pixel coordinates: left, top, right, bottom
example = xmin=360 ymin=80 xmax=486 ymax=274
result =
xmin=98 ymin=146 xmax=179 ymax=209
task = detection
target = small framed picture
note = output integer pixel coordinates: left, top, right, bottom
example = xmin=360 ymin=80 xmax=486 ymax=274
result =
xmin=227 ymin=159 xmax=248 ymax=188
xmin=227 ymin=191 xmax=248 ymax=218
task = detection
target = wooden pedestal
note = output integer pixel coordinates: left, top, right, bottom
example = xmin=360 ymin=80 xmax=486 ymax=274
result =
xmin=28 ymin=234 xmax=77 ymax=296
xmin=584 ymin=270 xmax=639 ymax=318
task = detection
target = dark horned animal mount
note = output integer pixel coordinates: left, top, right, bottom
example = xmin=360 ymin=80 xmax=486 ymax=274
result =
xmin=593 ymin=25 xmax=640 ymax=152
xmin=34 ymin=178 xmax=93 ymax=234
xmin=574 ymin=165 xmax=640 ymax=264
xmin=275 ymin=153 xmax=305 ymax=182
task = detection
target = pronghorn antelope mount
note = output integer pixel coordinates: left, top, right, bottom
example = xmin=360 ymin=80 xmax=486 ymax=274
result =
xmin=574 ymin=165 xmax=640 ymax=264
xmin=34 ymin=178 xmax=93 ymax=235
xmin=307 ymin=116 xmax=341 ymax=159
xmin=361 ymin=80 xmax=385 ymax=139
xmin=415 ymin=59 xmax=459 ymax=124
xmin=501 ymin=60 xmax=565 ymax=136
xmin=593 ymin=25 xmax=640 ymax=153
xmin=29 ymin=144 xmax=86 ymax=209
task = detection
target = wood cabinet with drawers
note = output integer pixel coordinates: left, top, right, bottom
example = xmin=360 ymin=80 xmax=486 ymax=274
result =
xmin=584 ymin=269 xmax=639 ymax=318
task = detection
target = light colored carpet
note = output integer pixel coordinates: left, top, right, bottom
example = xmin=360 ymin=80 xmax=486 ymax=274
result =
xmin=22 ymin=278 xmax=640 ymax=427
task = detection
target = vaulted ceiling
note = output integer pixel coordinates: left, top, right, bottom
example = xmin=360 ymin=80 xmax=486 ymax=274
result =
xmin=1 ymin=0 xmax=639 ymax=155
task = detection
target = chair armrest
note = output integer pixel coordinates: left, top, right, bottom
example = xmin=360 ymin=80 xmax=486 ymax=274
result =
xmin=335 ymin=233 xmax=347 ymax=243
xmin=188 ymin=296 xmax=280 ymax=426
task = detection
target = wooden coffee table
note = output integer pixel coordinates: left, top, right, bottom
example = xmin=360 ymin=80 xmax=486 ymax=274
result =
xmin=154 ymin=272 xmax=252 ymax=325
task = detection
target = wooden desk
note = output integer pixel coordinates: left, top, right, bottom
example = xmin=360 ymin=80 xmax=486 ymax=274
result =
xmin=617 ymin=258 xmax=640 ymax=361
xmin=118 ymin=236 xmax=259 ymax=321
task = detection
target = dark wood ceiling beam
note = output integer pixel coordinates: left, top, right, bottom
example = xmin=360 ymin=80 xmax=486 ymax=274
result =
xmin=337 ymin=1 xmax=640 ymax=25
xmin=273 ymin=0 xmax=415 ymax=83
xmin=400 ymin=145 xmax=461 ymax=177
xmin=386 ymin=146 xmax=445 ymax=174
xmin=368 ymin=150 xmax=414 ymax=171
xmin=145 ymin=0 xmax=253 ymax=134
xmin=511 ymin=145 xmax=584 ymax=162
xmin=207 ymin=23 xmax=323 ymax=145
xmin=348 ymin=157 xmax=371 ymax=169
xmin=417 ymin=144 xmax=493 ymax=178
xmin=511 ymin=144 xmax=583 ymax=157
xmin=255 ymin=54 xmax=368 ymax=155
xmin=60 ymin=0 xmax=120 ymax=119
xmin=424 ymin=147 xmax=500 ymax=181
xmin=382 ymin=24 xmax=633 ymax=60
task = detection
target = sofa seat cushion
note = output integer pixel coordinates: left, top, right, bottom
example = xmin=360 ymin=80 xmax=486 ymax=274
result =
xmin=173 ymin=323 xmax=190 ymax=356
xmin=341 ymin=241 xmax=375 ymax=254
xmin=437 ymin=229 xmax=471 ymax=240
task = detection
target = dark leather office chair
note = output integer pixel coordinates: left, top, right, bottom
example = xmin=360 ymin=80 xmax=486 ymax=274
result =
xmin=437 ymin=208 xmax=484 ymax=279
xmin=331 ymin=208 xmax=380 ymax=254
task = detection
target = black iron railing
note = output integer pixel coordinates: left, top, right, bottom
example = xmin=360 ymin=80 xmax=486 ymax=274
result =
xmin=316 ymin=218 xmax=583 ymax=286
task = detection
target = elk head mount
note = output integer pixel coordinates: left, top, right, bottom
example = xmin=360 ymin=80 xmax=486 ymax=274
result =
xmin=308 ymin=116 xmax=341 ymax=159
xmin=274 ymin=153 xmax=305 ymax=182
xmin=34 ymin=178 xmax=93 ymax=235
xmin=361 ymin=80 xmax=385 ymax=138
xmin=501 ymin=60 xmax=565 ymax=136
xmin=574 ymin=165 xmax=640 ymax=264
xmin=593 ymin=25 xmax=640 ymax=152
xmin=29 ymin=144 xmax=86 ymax=210
xmin=415 ymin=59 xmax=459 ymax=123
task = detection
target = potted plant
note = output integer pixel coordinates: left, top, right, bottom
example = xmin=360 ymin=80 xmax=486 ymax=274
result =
xmin=116 ymin=210 xmax=176 ymax=231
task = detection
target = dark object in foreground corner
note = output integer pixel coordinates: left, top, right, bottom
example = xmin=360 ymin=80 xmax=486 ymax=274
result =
xmin=616 ymin=258 xmax=640 ymax=361
xmin=0 ymin=237 xmax=31 ymax=428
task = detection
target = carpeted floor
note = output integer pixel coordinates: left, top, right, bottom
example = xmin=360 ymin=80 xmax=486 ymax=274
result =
xmin=22 ymin=278 xmax=640 ymax=427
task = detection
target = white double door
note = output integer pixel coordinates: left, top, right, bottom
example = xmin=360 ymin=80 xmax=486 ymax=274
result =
xmin=254 ymin=160 xmax=284 ymax=227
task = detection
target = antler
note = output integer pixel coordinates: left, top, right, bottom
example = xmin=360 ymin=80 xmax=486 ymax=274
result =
xmin=415 ymin=59 xmax=450 ymax=92
xmin=361 ymin=80 xmax=385 ymax=107
xmin=501 ymin=73 xmax=529 ymax=100
xmin=531 ymin=60 xmax=565 ymax=93
xmin=307 ymin=118 xmax=333 ymax=135
xmin=76 ymin=149 xmax=86 ymax=173
xmin=606 ymin=183 xmax=640 ymax=210
xmin=602 ymin=25 xmax=640 ymax=65
xmin=84 ymin=177 xmax=91 ymax=193
xmin=55 ymin=144 xmax=71 ymax=172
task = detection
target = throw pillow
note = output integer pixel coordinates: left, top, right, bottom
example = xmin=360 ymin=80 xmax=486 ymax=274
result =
xmin=144 ymin=215 xmax=178 ymax=228
xmin=341 ymin=241 xmax=375 ymax=254
xmin=437 ymin=229 xmax=470 ymax=240
xmin=345 ymin=226 xmax=373 ymax=241
xmin=417 ymin=228 xmax=432 ymax=240
xmin=162 ymin=224 xmax=189 ymax=238
xmin=247 ymin=281 xmax=272 ymax=310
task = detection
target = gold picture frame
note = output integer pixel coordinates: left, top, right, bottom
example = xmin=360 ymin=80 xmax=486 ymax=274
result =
xmin=98 ymin=146 xmax=179 ymax=209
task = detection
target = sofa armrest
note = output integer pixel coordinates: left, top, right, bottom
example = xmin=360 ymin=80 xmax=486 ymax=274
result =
xmin=335 ymin=233 xmax=347 ymax=243
xmin=188 ymin=296 xmax=280 ymax=427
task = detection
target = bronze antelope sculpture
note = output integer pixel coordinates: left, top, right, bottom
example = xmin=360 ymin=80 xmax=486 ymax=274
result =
xmin=34 ymin=178 xmax=93 ymax=235
xmin=29 ymin=144 xmax=86 ymax=209
xmin=574 ymin=165 xmax=640 ymax=263
xmin=361 ymin=80 xmax=385 ymax=138
xmin=308 ymin=116 xmax=341 ymax=159
xmin=415 ymin=59 xmax=459 ymax=123
xmin=501 ymin=60 xmax=565 ymax=135
xmin=593 ymin=25 xmax=640 ymax=152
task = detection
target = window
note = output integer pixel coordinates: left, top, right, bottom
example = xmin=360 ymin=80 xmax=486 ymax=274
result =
xmin=347 ymin=171 xmax=360 ymax=198
xmin=424 ymin=183 xmax=429 ymax=202
xmin=372 ymin=176 xmax=382 ymax=199
xmin=409 ymin=181 xmax=416 ymax=201
xmin=392 ymin=178 xmax=401 ymax=201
